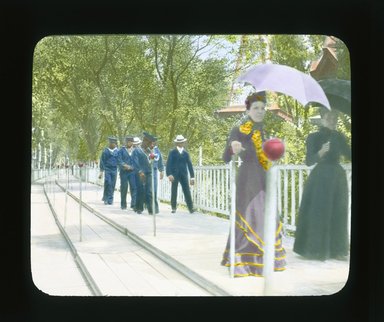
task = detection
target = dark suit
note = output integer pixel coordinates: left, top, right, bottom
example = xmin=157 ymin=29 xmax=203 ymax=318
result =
xmin=117 ymin=146 xmax=137 ymax=209
xmin=99 ymin=147 xmax=118 ymax=204
xmin=166 ymin=148 xmax=194 ymax=212
xmin=132 ymin=146 xmax=153 ymax=214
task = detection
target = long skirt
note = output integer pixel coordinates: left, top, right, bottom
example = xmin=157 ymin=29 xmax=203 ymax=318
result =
xmin=221 ymin=161 xmax=286 ymax=277
xmin=293 ymin=163 xmax=349 ymax=260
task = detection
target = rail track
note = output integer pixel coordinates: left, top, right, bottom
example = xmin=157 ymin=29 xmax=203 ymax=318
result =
xmin=41 ymin=177 xmax=230 ymax=296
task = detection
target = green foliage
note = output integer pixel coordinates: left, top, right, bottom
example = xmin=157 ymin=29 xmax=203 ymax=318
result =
xmin=334 ymin=38 xmax=351 ymax=80
xmin=32 ymin=34 xmax=351 ymax=168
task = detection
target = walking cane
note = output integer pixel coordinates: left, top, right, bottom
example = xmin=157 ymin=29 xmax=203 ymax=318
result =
xmin=78 ymin=163 xmax=84 ymax=242
xmin=149 ymin=153 xmax=156 ymax=237
xmin=230 ymin=154 xmax=237 ymax=278
xmin=64 ymin=165 xmax=69 ymax=228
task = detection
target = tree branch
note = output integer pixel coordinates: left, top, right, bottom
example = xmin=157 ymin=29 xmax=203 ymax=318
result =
xmin=154 ymin=37 xmax=163 ymax=82
xmin=175 ymin=36 xmax=213 ymax=84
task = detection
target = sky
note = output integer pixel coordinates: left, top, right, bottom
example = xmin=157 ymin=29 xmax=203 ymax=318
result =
xmin=198 ymin=36 xmax=253 ymax=106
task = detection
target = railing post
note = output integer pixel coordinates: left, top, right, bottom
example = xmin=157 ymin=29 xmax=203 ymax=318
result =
xmin=79 ymin=166 xmax=83 ymax=242
xmin=291 ymin=169 xmax=296 ymax=228
xmin=229 ymin=157 xmax=237 ymax=278
xmin=283 ymin=168 xmax=288 ymax=227
xmin=64 ymin=166 xmax=69 ymax=228
xmin=263 ymin=163 xmax=278 ymax=295
xmin=151 ymin=161 xmax=156 ymax=237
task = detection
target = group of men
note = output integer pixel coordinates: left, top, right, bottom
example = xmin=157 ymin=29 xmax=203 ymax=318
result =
xmin=98 ymin=132 xmax=195 ymax=215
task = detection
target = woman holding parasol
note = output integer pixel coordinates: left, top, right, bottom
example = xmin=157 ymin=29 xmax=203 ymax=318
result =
xmin=221 ymin=92 xmax=287 ymax=277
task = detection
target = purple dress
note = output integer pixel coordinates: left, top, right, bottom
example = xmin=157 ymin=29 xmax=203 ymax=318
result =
xmin=221 ymin=119 xmax=286 ymax=277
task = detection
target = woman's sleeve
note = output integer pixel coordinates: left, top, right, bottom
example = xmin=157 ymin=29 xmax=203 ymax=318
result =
xmin=222 ymin=127 xmax=240 ymax=163
xmin=305 ymin=134 xmax=321 ymax=166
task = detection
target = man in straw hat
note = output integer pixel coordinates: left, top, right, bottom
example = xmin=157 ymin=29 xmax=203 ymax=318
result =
xmin=166 ymin=134 xmax=195 ymax=214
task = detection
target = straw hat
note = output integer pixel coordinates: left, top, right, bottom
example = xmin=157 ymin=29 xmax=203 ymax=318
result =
xmin=174 ymin=134 xmax=187 ymax=143
xmin=132 ymin=137 xmax=142 ymax=145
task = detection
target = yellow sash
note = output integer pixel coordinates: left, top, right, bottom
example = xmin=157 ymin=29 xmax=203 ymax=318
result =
xmin=239 ymin=121 xmax=271 ymax=171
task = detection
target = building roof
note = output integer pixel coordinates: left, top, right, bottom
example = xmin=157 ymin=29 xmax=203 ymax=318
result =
xmin=215 ymin=104 xmax=246 ymax=115
xmin=310 ymin=36 xmax=339 ymax=80
xmin=215 ymin=102 xmax=293 ymax=123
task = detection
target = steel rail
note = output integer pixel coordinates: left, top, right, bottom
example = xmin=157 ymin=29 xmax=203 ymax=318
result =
xmin=54 ymin=180 xmax=231 ymax=296
xmin=42 ymin=183 xmax=103 ymax=296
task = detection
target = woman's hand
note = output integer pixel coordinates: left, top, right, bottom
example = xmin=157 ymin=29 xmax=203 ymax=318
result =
xmin=318 ymin=141 xmax=330 ymax=158
xmin=231 ymin=140 xmax=245 ymax=154
xmin=168 ymin=175 xmax=174 ymax=182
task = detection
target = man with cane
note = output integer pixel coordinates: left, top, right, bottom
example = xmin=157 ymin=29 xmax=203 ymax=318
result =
xmin=132 ymin=132 xmax=157 ymax=215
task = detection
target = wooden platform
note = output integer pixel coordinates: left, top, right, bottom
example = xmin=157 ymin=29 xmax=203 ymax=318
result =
xmin=32 ymin=177 xmax=350 ymax=296
xmin=30 ymin=184 xmax=92 ymax=296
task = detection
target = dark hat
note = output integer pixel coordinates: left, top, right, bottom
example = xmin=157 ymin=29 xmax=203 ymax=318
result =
xmin=125 ymin=136 xmax=134 ymax=142
xmin=108 ymin=136 xmax=118 ymax=143
xmin=245 ymin=91 xmax=267 ymax=109
xmin=142 ymin=131 xmax=157 ymax=142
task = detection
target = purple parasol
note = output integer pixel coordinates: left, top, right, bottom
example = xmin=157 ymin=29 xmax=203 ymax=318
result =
xmin=236 ymin=63 xmax=331 ymax=110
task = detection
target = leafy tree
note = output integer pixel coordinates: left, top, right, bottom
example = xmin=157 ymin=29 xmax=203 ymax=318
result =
xmin=32 ymin=34 xmax=350 ymax=168
xmin=33 ymin=35 xmax=232 ymax=164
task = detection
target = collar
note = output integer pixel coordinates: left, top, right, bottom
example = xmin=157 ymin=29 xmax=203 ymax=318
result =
xmin=251 ymin=121 xmax=263 ymax=131
xmin=176 ymin=146 xmax=184 ymax=153
xmin=126 ymin=146 xmax=133 ymax=154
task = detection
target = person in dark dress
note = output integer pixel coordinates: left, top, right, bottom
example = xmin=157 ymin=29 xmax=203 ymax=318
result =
xmin=293 ymin=108 xmax=351 ymax=261
xmin=98 ymin=136 xmax=119 ymax=205
xmin=221 ymin=92 xmax=286 ymax=277
xmin=117 ymin=136 xmax=137 ymax=210
xmin=166 ymin=135 xmax=195 ymax=214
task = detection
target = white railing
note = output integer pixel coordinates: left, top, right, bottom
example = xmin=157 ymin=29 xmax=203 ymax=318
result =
xmin=65 ymin=163 xmax=352 ymax=235
xmin=158 ymin=165 xmax=232 ymax=216
xmin=31 ymin=168 xmax=52 ymax=182
xmin=275 ymin=164 xmax=352 ymax=235
xmin=157 ymin=163 xmax=352 ymax=234
xmin=72 ymin=165 xmax=121 ymax=190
